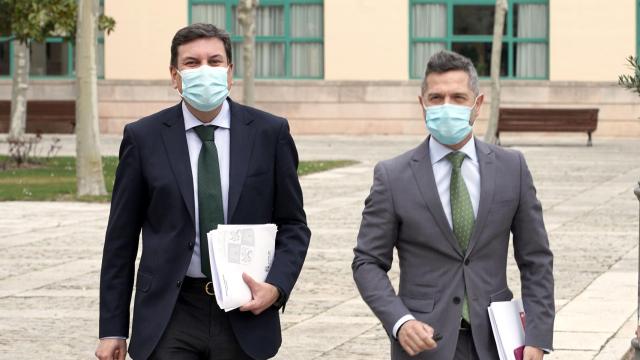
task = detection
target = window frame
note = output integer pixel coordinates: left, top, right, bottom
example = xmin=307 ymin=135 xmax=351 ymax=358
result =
xmin=409 ymin=0 xmax=549 ymax=80
xmin=0 ymin=0 xmax=107 ymax=80
xmin=189 ymin=0 xmax=324 ymax=79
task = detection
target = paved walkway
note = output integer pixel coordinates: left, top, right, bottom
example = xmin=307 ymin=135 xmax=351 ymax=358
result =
xmin=0 ymin=134 xmax=639 ymax=359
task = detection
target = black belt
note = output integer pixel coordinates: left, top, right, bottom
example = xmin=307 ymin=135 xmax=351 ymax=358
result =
xmin=460 ymin=318 xmax=472 ymax=330
xmin=181 ymin=276 xmax=215 ymax=296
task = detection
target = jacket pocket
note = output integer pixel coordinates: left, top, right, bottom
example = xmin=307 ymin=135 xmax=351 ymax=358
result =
xmin=489 ymin=287 xmax=513 ymax=302
xmin=135 ymin=271 xmax=152 ymax=293
xmin=402 ymin=296 xmax=436 ymax=314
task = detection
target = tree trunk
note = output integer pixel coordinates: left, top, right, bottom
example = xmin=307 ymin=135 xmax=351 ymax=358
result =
xmin=9 ymin=40 xmax=29 ymax=140
xmin=75 ymin=0 xmax=107 ymax=196
xmin=484 ymin=0 xmax=507 ymax=145
xmin=237 ymin=0 xmax=258 ymax=107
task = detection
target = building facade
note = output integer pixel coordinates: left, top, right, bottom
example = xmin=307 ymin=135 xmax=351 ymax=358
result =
xmin=0 ymin=0 xmax=639 ymax=136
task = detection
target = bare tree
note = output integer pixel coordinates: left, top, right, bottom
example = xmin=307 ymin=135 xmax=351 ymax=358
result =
xmin=237 ymin=0 xmax=258 ymax=107
xmin=75 ymin=0 xmax=106 ymax=196
xmin=483 ymin=0 xmax=507 ymax=144
xmin=8 ymin=41 xmax=28 ymax=140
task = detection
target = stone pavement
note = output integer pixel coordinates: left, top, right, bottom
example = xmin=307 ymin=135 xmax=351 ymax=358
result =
xmin=0 ymin=133 xmax=639 ymax=360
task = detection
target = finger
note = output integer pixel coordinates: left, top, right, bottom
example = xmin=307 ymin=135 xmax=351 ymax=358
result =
xmin=421 ymin=323 xmax=435 ymax=337
xmin=242 ymin=272 xmax=257 ymax=291
xmin=251 ymin=307 xmax=265 ymax=315
xmin=408 ymin=326 xmax=433 ymax=351
xmin=95 ymin=349 xmax=107 ymax=360
xmin=117 ymin=347 xmax=126 ymax=360
xmin=239 ymin=299 xmax=258 ymax=312
xmin=402 ymin=332 xmax=422 ymax=355
xmin=400 ymin=339 xmax=417 ymax=357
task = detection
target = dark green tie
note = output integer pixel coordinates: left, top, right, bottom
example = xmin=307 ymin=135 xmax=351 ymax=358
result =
xmin=194 ymin=125 xmax=224 ymax=279
xmin=446 ymin=151 xmax=475 ymax=323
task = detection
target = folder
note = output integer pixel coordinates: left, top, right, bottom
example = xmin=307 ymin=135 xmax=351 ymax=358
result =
xmin=488 ymin=299 xmax=526 ymax=360
xmin=207 ymin=224 xmax=277 ymax=311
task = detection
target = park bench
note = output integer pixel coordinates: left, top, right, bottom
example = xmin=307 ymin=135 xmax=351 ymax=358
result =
xmin=497 ymin=108 xmax=599 ymax=146
xmin=0 ymin=100 xmax=75 ymax=134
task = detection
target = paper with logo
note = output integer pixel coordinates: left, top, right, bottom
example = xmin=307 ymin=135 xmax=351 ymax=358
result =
xmin=488 ymin=298 xmax=526 ymax=360
xmin=207 ymin=224 xmax=277 ymax=311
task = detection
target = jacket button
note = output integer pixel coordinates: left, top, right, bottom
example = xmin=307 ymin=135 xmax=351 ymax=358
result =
xmin=464 ymin=259 xmax=470 ymax=265
xmin=453 ymin=296 xmax=461 ymax=304
xmin=188 ymin=241 xmax=194 ymax=249
xmin=176 ymin=280 xmax=182 ymax=288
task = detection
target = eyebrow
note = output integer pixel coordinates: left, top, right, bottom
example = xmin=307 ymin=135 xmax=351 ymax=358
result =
xmin=428 ymin=92 xmax=469 ymax=97
xmin=181 ymin=56 xmax=199 ymax=63
xmin=181 ymin=54 xmax=225 ymax=63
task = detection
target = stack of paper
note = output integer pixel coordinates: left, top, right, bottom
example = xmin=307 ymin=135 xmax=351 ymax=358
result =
xmin=207 ymin=224 xmax=278 ymax=311
xmin=488 ymin=299 xmax=526 ymax=360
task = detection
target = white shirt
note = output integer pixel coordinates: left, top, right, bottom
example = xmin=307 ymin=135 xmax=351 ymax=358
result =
xmin=392 ymin=136 xmax=481 ymax=338
xmin=183 ymin=100 xmax=231 ymax=278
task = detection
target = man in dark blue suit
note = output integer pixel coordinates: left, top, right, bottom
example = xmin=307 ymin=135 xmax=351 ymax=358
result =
xmin=95 ymin=23 xmax=311 ymax=360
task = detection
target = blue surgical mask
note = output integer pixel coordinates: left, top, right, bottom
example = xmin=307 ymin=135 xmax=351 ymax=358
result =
xmin=178 ymin=65 xmax=229 ymax=112
xmin=424 ymin=99 xmax=477 ymax=145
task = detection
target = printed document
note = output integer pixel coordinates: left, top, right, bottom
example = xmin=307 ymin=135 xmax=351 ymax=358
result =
xmin=488 ymin=299 xmax=526 ymax=360
xmin=207 ymin=224 xmax=277 ymax=311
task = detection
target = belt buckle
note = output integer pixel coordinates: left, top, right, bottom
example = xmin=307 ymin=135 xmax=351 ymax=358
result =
xmin=205 ymin=281 xmax=214 ymax=296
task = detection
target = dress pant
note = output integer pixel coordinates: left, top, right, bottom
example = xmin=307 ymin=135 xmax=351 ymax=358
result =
xmin=454 ymin=320 xmax=480 ymax=360
xmin=149 ymin=277 xmax=252 ymax=360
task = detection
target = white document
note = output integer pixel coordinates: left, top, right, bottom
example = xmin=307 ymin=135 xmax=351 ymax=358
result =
xmin=207 ymin=224 xmax=277 ymax=312
xmin=488 ymin=299 xmax=526 ymax=360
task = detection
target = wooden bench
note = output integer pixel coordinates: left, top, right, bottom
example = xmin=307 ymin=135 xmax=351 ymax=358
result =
xmin=497 ymin=108 xmax=599 ymax=146
xmin=0 ymin=100 xmax=76 ymax=134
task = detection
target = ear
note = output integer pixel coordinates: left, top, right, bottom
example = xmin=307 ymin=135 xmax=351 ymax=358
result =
xmin=227 ymin=63 xmax=234 ymax=89
xmin=418 ymin=95 xmax=426 ymax=120
xmin=470 ymin=93 xmax=484 ymax=125
xmin=170 ymin=66 xmax=181 ymax=92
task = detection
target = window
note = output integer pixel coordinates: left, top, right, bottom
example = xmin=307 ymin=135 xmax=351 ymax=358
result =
xmin=0 ymin=0 xmax=106 ymax=79
xmin=410 ymin=0 xmax=548 ymax=79
xmin=0 ymin=37 xmax=10 ymax=76
xmin=30 ymin=39 xmax=72 ymax=76
xmin=190 ymin=0 xmax=324 ymax=79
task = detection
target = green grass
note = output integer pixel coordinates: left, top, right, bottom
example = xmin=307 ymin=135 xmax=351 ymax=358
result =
xmin=0 ymin=156 xmax=356 ymax=202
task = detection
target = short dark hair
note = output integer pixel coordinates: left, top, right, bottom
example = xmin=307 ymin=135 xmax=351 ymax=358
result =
xmin=421 ymin=50 xmax=479 ymax=96
xmin=170 ymin=23 xmax=232 ymax=68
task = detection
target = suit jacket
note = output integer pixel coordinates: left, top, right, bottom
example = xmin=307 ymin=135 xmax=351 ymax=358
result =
xmin=99 ymin=99 xmax=311 ymax=360
xmin=352 ymin=137 xmax=554 ymax=360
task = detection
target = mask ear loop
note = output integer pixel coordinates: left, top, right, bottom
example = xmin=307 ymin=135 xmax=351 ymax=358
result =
xmin=469 ymin=94 xmax=481 ymax=125
xmin=174 ymin=68 xmax=184 ymax=97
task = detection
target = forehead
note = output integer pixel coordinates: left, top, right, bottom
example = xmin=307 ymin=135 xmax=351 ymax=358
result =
xmin=425 ymin=70 xmax=472 ymax=94
xmin=177 ymin=37 xmax=227 ymax=60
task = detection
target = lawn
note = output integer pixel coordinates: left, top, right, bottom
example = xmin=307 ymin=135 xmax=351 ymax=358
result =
xmin=0 ymin=156 xmax=356 ymax=202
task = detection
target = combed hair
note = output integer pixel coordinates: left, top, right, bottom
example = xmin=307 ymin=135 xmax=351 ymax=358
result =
xmin=421 ymin=50 xmax=479 ymax=96
xmin=170 ymin=23 xmax=232 ymax=67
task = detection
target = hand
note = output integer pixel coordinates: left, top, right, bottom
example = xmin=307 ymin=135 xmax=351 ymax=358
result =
xmin=397 ymin=320 xmax=438 ymax=356
xmin=95 ymin=338 xmax=126 ymax=360
xmin=239 ymin=273 xmax=279 ymax=315
xmin=523 ymin=346 xmax=544 ymax=360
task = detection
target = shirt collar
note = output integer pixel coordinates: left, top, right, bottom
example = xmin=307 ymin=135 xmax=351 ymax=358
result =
xmin=429 ymin=136 xmax=477 ymax=165
xmin=182 ymin=99 xmax=231 ymax=131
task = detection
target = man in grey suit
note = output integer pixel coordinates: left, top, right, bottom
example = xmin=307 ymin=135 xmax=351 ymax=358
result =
xmin=352 ymin=50 xmax=554 ymax=360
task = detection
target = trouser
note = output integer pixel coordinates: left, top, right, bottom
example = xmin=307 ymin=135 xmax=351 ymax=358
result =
xmin=454 ymin=319 xmax=480 ymax=360
xmin=149 ymin=277 xmax=252 ymax=360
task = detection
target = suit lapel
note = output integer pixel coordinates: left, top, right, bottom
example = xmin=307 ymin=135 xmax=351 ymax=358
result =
xmin=227 ymin=98 xmax=256 ymax=222
xmin=410 ymin=138 xmax=463 ymax=257
xmin=466 ymin=138 xmax=496 ymax=255
xmin=160 ymin=103 xmax=196 ymax=226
